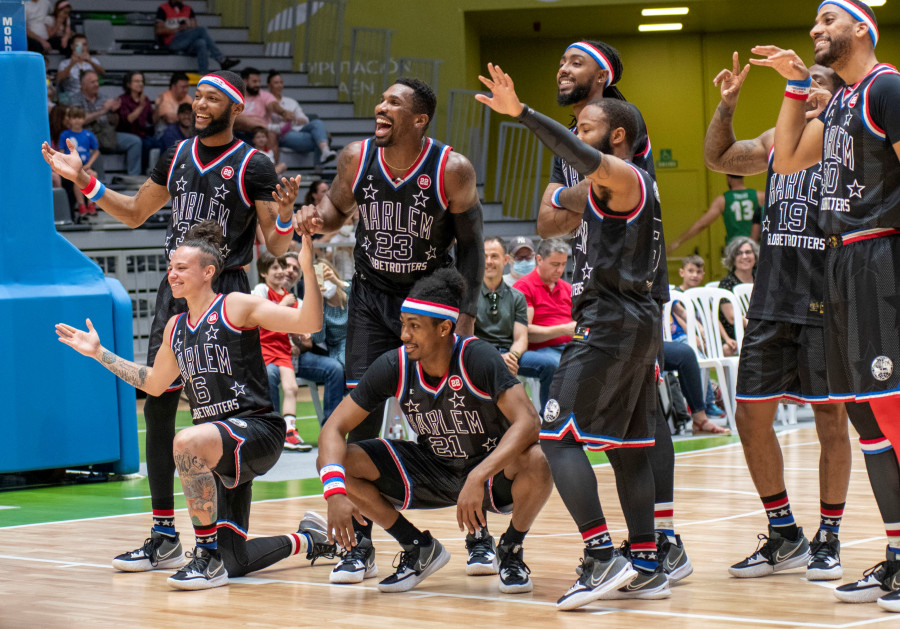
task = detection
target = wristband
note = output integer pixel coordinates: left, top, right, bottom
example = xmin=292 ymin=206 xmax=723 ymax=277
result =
xmin=509 ymin=350 xmax=521 ymax=360
xmin=320 ymin=464 xmax=347 ymax=499
xmin=785 ymin=77 xmax=811 ymax=101
xmin=80 ymin=175 xmax=106 ymax=201
xmin=275 ymin=213 xmax=294 ymax=235
xmin=550 ymin=187 xmax=567 ymax=209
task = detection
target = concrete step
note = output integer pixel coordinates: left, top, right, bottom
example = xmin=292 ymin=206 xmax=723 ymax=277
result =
xmin=81 ymin=0 xmax=208 ymax=14
xmin=483 ymin=219 xmax=537 ymax=238
xmin=47 ymin=52 xmax=294 ymax=73
xmin=112 ymin=25 xmax=250 ymax=43
xmin=302 ymin=102 xmax=355 ymax=118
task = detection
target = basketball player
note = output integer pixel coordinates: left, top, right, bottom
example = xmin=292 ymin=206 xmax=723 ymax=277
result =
xmin=536 ymin=39 xmax=691 ymax=586
xmin=668 ymin=174 xmax=764 ymax=251
xmin=42 ymin=70 xmax=302 ymax=572
xmin=56 ymin=222 xmax=334 ymax=590
xmin=704 ymin=52 xmax=851 ymax=581
xmin=293 ymin=78 xmax=486 ymax=577
xmin=478 ymin=63 xmax=670 ymax=608
xmin=750 ymin=0 xmax=900 ymax=610
xmin=317 ymin=268 xmax=552 ymax=594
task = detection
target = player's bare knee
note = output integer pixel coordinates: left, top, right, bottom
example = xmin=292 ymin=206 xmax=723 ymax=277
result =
xmin=172 ymin=425 xmax=218 ymax=462
xmin=814 ymin=404 xmax=850 ymax=445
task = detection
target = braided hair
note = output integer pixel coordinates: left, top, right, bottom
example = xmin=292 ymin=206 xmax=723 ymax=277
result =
xmin=180 ymin=220 xmax=225 ymax=280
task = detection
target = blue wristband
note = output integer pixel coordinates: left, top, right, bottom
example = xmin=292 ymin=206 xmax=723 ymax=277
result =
xmin=551 ymin=186 xmax=567 ymax=209
xmin=786 ymin=77 xmax=812 ymax=89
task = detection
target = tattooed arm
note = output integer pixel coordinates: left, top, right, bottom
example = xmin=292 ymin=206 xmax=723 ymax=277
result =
xmin=56 ymin=317 xmax=181 ymax=396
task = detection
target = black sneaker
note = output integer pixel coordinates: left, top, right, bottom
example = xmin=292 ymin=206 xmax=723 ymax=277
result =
xmin=835 ymin=547 xmax=900 ymax=603
xmin=728 ymin=526 xmax=809 ymax=578
xmin=377 ymin=533 xmax=451 ymax=593
xmin=557 ymin=550 xmax=636 ymax=611
xmin=465 ymin=529 xmax=498 ymax=575
xmin=167 ymin=546 xmax=228 ymax=590
xmin=600 ymin=566 xmax=670 ymax=600
xmin=298 ymin=511 xmax=336 ymax=564
xmin=330 ymin=533 xmax=378 ymax=583
xmin=877 ymin=586 xmax=900 ymax=612
xmin=497 ymin=535 xmax=532 ymax=594
xmin=112 ymin=530 xmax=185 ymax=572
xmin=219 ymin=57 xmax=240 ymax=71
xmin=807 ymin=529 xmax=842 ymax=581
xmin=658 ymin=531 xmax=693 ymax=583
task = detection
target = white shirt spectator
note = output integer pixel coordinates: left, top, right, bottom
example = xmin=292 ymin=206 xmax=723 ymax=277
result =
xmin=268 ymin=94 xmax=310 ymax=132
xmin=25 ymin=0 xmax=53 ymax=40
xmin=58 ymin=56 xmax=103 ymax=97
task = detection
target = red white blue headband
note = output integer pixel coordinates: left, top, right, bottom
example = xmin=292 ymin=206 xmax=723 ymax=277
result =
xmin=401 ymin=298 xmax=459 ymax=323
xmin=198 ymin=74 xmax=244 ymax=104
xmin=819 ymin=1 xmax=879 ymax=47
xmin=567 ymin=41 xmax=615 ymax=89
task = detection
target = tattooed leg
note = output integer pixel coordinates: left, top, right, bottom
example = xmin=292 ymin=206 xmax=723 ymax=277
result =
xmin=173 ymin=424 xmax=224 ymax=527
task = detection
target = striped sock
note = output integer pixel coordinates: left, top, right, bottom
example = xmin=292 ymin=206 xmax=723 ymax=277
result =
xmin=194 ymin=524 xmax=218 ymax=550
xmin=761 ymin=491 xmax=799 ymax=540
xmin=152 ymin=509 xmax=176 ymax=537
xmin=886 ymin=522 xmax=900 ymax=558
xmin=581 ymin=522 xmax=613 ymax=560
xmin=819 ymin=501 xmax=845 ymax=535
xmin=288 ymin=532 xmax=309 ymax=556
xmin=630 ymin=539 xmax=659 ymax=573
xmin=654 ymin=502 xmax=676 ymax=542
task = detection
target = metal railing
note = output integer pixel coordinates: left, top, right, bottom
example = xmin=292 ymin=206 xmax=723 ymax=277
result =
xmin=494 ymin=122 xmax=545 ymax=220
xmin=445 ymin=89 xmax=490 ymax=184
xmin=345 ymin=27 xmax=393 ymax=117
xmin=395 ymin=57 xmax=442 ymax=132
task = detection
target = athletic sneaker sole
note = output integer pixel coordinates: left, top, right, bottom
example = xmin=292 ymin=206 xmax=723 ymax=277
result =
xmin=377 ymin=546 xmax=451 ymax=593
xmin=466 ymin=559 xmax=499 ymax=576
xmin=807 ymin=564 xmax=843 ymax=581
xmin=166 ymin=572 xmax=229 ymax=590
xmin=877 ymin=594 xmax=900 ymax=612
xmin=112 ymin=553 xmax=186 ymax=572
xmin=557 ymin=564 xmax=637 ymax=611
xmin=834 ymin=584 xmax=888 ymax=603
xmin=330 ymin=563 xmax=378 ymax=583
xmin=667 ymin=556 xmax=694 ymax=584
xmin=729 ymin=551 xmax=810 ymax=578
xmin=600 ymin=579 xmax=671 ymax=600
xmin=499 ymin=578 xmax=533 ymax=594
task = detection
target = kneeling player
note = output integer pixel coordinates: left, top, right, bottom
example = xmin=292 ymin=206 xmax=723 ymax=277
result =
xmin=317 ymin=268 xmax=553 ymax=593
xmin=57 ymin=222 xmax=336 ymax=590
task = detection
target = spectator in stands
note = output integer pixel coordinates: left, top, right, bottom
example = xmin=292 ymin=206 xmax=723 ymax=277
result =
xmin=266 ymin=70 xmax=336 ymax=172
xmin=160 ymin=103 xmax=193 ymax=151
xmin=513 ymin=237 xmax=575 ymax=393
xmin=59 ymin=107 xmax=99 ymax=219
xmin=312 ymin=259 xmax=350 ymax=369
xmin=56 ymin=34 xmax=106 ymax=103
xmin=252 ymin=126 xmax=287 ymax=175
xmin=47 ymin=1 xmax=74 ymax=56
xmin=476 ymin=237 xmax=557 ymax=410
xmin=70 ymin=71 xmax=141 ymax=175
xmin=718 ymin=236 xmax=758 ymax=357
xmin=663 ymin=341 xmax=731 ymax=435
xmin=69 ymin=71 xmax=142 ymax=176
xmin=502 ymin=235 xmax=537 ymax=287
xmin=235 ymin=67 xmax=293 ymax=157
xmin=155 ymin=0 xmax=239 ymax=75
xmin=117 ymin=71 xmax=161 ymax=172
xmin=25 ymin=0 xmax=53 ymax=54
xmin=153 ymin=71 xmax=192 ymax=131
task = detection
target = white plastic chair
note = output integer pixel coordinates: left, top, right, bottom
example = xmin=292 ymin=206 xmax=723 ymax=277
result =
xmin=682 ymin=287 xmax=744 ymax=432
xmin=380 ymin=396 xmax=417 ymax=442
xmin=662 ymin=289 xmax=685 ymax=343
xmin=518 ymin=375 xmax=542 ymax=412
xmin=705 ymin=280 xmax=720 ymax=289
xmin=733 ymin=283 xmax=753 ymax=320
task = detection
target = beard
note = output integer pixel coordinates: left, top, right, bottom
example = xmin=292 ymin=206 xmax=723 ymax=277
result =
xmin=557 ymin=81 xmax=593 ymax=107
xmin=192 ymin=106 xmax=232 ymax=138
xmin=596 ymin=130 xmax=613 ymax=156
xmin=246 ymin=84 xmax=260 ymax=97
xmin=814 ymin=32 xmax=852 ymax=67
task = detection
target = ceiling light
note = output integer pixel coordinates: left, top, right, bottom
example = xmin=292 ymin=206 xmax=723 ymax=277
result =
xmin=638 ymin=23 xmax=684 ymax=32
xmin=641 ymin=7 xmax=690 ymax=16
xmin=861 ymin=0 xmax=885 ymax=6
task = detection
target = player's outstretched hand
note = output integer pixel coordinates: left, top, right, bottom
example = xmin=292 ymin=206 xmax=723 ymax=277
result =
xmin=273 ymin=174 xmax=301 ymax=213
xmin=456 ymin=477 xmax=487 ymax=534
xmin=56 ymin=319 xmax=101 ymax=358
xmin=298 ymin=233 xmax=315 ymax=268
xmin=713 ymin=51 xmax=750 ymax=109
xmin=749 ymin=45 xmax=810 ymax=81
xmin=326 ymin=494 xmax=367 ymax=551
xmin=474 ymin=63 xmax=527 ymax=118
xmin=42 ymin=138 xmax=85 ymax=183
xmin=293 ymin=203 xmax=323 ymax=237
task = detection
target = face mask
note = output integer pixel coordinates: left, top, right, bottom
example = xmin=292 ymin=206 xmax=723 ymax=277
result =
xmin=339 ymin=224 xmax=354 ymax=237
xmin=73 ymin=42 xmax=83 ymax=54
xmin=512 ymin=258 xmax=535 ymax=276
xmin=323 ymin=280 xmax=338 ymax=299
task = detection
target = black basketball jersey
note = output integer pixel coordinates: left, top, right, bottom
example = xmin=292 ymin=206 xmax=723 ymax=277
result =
xmin=549 ymin=103 xmax=669 ymax=303
xmin=351 ymin=336 xmax=517 ymax=473
xmin=165 ymin=137 xmax=261 ymax=267
xmin=351 ymin=137 xmax=457 ymax=295
xmin=169 ymin=293 xmax=272 ymax=423
xmin=819 ymin=64 xmax=900 ymax=234
xmin=748 ymin=150 xmax=826 ymax=326
xmin=569 ymin=164 xmax=662 ymax=359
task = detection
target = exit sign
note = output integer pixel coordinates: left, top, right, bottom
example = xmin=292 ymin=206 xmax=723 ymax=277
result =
xmin=657 ymin=148 xmax=678 ymax=169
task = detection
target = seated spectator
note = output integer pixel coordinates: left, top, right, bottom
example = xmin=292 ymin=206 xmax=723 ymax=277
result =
xmin=160 ymin=103 xmax=193 ymax=151
xmin=513 ymin=237 xmax=575 ymax=404
xmin=251 ymin=125 xmax=287 ymax=175
xmin=60 ymin=107 xmax=100 ymax=219
xmin=56 ymin=34 xmax=106 ymax=103
xmin=25 ymin=0 xmax=53 ymax=54
xmin=234 ymin=67 xmax=293 ymax=157
xmin=153 ymin=71 xmax=192 ymax=132
xmin=46 ymin=1 xmax=74 ymax=56
xmin=69 ymin=71 xmax=142 ymax=176
xmin=663 ymin=341 xmax=730 ymax=435
xmin=718 ymin=236 xmax=757 ymax=357
xmin=252 ymin=251 xmax=313 ymax=452
xmin=117 ymin=71 xmax=162 ymax=171
xmin=266 ymin=70 xmax=336 ymax=171
xmin=156 ymin=0 xmax=239 ymax=74
xmin=312 ymin=259 xmax=350 ymax=368
xmin=502 ymin=236 xmax=536 ymax=287
xmin=476 ymin=237 xmax=556 ymax=409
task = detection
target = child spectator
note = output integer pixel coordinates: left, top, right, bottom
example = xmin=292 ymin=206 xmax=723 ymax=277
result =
xmin=252 ymin=126 xmax=287 ymax=175
xmin=59 ymin=106 xmax=99 ymax=218
xmin=251 ymin=251 xmax=312 ymax=452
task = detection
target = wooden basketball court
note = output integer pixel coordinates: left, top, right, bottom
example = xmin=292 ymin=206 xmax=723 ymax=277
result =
xmin=2 ymin=426 xmax=897 ymax=628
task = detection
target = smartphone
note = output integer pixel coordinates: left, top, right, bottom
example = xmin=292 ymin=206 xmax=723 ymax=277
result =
xmin=314 ymin=263 xmax=325 ymax=287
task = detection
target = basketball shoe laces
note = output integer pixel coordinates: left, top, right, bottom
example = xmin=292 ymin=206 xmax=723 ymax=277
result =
xmin=466 ymin=534 xmax=495 ymax=562
xmin=392 ymin=544 xmax=422 ymax=575
xmin=500 ymin=544 xmax=531 ymax=580
xmin=140 ymin=535 xmax=166 ymax=567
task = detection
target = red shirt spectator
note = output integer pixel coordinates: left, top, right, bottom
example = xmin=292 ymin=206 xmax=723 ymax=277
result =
xmin=514 ymin=239 xmax=575 ymax=350
xmin=156 ymin=0 xmax=193 ymax=47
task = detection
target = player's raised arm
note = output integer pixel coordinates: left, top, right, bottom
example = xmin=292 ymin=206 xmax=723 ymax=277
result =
xmin=293 ymin=142 xmax=362 ymax=236
xmin=42 ymin=139 xmax=171 ymax=228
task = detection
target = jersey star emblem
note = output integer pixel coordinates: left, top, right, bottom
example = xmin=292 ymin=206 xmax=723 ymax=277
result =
xmin=361 ymin=236 xmax=371 ymax=250
xmin=173 ymin=337 xmax=183 ymax=354
xmin=843 ymin=112 xmax=853 ymax=126
xmin=362 ymin=184 xmax=377 ymax=200
xmin=425 ymin=246 xmax=437 ymax=260
xmin=761 ymin=215 xmax=771 ymax=233
xmin=205 ymin=327 xmax=219 ymax=341
xmin=449 ymin=392 xmax=466 ymax=408
xmin=581 ymin=262 xmax=593 ymax=280
xmin=230 ymin=381 xmax=246 ymax=397
xmin=175 ymin=176 xmax=188 ymax=192
xmin=846 ymin=179 xmax=865 ymax=199
xmin=405 ymin=400 xmax=420 ymax=414
xmin=412 ymin=190 xmax=429 ymax=208
xmin=213 ymin=183 xmax=229 ymax=200
xmin=483 ymin=437 xmax=498 ymax=452
xmin=165 ymin=233 xmax=172 ymax=249
xmin=220 ymin=244 xmax=231 ymax=259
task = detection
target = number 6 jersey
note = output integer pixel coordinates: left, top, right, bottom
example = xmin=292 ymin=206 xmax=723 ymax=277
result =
xmin=351 ymin=138 xmax=456 ymax=295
